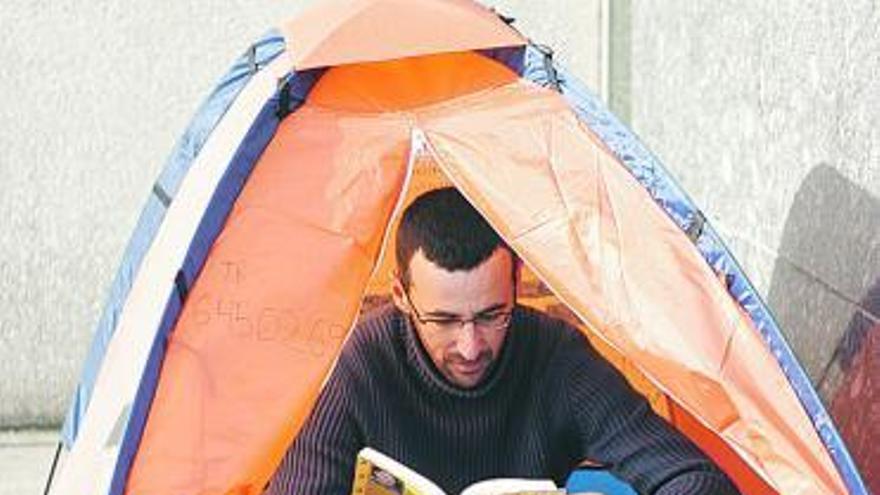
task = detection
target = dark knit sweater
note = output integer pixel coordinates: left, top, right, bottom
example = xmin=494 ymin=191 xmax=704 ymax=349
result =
xmin=268 ymin=304 xmax=739 ymax=494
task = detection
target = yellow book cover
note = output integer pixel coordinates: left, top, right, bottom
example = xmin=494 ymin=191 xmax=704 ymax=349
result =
xmin=351 ymin=447 xmax=564 ymax=495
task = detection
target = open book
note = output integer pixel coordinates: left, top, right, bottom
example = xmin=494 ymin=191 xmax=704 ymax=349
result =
xmin=351 ymin=447 xmax=564 ymax=495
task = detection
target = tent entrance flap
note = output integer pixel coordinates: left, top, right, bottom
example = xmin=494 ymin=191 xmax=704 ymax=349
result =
xmin=409 ymin=79 xmax=845 ymax=494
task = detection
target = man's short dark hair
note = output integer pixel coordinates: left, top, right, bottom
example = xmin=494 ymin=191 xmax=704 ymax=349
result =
xmin=395 ymin=187 xmax=511 ymax=288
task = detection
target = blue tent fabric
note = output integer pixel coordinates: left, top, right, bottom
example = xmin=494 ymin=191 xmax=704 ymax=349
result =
xmin=520 ymin=44 xmax=868 ymax=495
xmin=476 ymin=46 xmax=526 ymax=75
xmin=61 ymin=31 xmax=286 ymax=448
xmin=566 ymin=469 xmax=637 ymax=495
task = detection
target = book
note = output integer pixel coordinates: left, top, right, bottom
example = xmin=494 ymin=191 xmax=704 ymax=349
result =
xmin=351 ymin=447 xmax=564 ymax=495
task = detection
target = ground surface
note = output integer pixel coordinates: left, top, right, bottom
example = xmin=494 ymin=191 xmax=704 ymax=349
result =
xmin=0 ymin=430 xmax=58 ymax=495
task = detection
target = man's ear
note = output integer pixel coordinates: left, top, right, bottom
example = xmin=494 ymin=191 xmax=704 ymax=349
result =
xmin=513 ymin=256 xmax=523 ymax=288
xmin=391 ymin=276 xmax=409 ymax=314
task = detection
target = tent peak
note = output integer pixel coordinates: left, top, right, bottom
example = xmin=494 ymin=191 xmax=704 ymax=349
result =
xmin=281 ymin=0 xmax=525 ymax=70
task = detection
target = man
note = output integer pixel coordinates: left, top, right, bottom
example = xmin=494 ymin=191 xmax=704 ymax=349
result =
xmin=268 ymin=187 xmax=739 ymax=494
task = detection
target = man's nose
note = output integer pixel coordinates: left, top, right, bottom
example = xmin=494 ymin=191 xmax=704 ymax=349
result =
xmin=455 ymin=323 xmax=484 ymax=361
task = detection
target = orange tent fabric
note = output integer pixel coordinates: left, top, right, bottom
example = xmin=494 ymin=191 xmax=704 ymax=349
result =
xmin=282 ymin=0 xmax=524 ymax=70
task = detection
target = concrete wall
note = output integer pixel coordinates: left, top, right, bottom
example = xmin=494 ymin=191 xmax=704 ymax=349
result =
xmin=5 ymin=0 xmax=878 ymax=432
xmin=618 ymin=1 xmax=880 ymax=400
xmin=0 ymin=1 xmax=604 ymax=427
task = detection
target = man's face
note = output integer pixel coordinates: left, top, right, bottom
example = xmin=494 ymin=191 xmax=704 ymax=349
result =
xmin=394 ymin=247 xmax=516 ymax=389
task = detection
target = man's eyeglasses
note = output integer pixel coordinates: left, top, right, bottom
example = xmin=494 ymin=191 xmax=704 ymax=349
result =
xmin=402 ymin=288 xmax=513 ymax=337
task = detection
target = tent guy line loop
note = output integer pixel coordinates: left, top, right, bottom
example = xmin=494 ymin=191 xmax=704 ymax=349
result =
xmin=532 ymin=43 xmax=561 ymax=91
xmin=685 ymin=210 xmax=706 ymax=242
xmin=151 ymin=182 xmax=172 ymax=208
xmin=247 ymin=44 xmax=259 ymax=75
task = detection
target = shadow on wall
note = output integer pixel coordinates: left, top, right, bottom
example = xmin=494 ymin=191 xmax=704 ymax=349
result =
xmin=766 ymin=164 xmax=879 ymax=491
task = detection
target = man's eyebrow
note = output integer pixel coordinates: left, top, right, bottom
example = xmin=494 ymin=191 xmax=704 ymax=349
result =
xmin=423 ymin=303 xmax=508 ymax=319
xmin=423 ymin=310 xmax=461 ymax=319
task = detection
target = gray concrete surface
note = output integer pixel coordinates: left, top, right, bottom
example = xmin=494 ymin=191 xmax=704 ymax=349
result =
xmin=620 ymin=1 xmax=880 ymax=399
xmin=0 ymin=430 xmax=58 ymax=495
xmin=0 ymin=1 xmax=604 ymax=429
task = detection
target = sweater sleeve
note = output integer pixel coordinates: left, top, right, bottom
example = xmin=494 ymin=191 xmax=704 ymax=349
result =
xmin=265 ymin=358 xmax=364 ymax=495
xmin=563 ymin=338 xmax=740 ymax=495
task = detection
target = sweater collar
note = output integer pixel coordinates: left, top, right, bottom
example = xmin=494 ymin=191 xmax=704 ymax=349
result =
xmin=398 ymin=306 xmax=519 ymax=399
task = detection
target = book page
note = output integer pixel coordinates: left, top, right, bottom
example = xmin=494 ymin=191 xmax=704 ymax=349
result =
xmin=351 ymin=448 xmax=446 ymax=495
xmin=460 ymin=478 xmax=561 ymax=495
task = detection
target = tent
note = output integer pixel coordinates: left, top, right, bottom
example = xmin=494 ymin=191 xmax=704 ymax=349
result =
xmin=48 ymin=1 xmax=869 ymax=494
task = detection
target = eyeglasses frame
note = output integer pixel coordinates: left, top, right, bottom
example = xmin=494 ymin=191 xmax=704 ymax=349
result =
xmin=400 ymin=283 xmax=517 ymax=337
